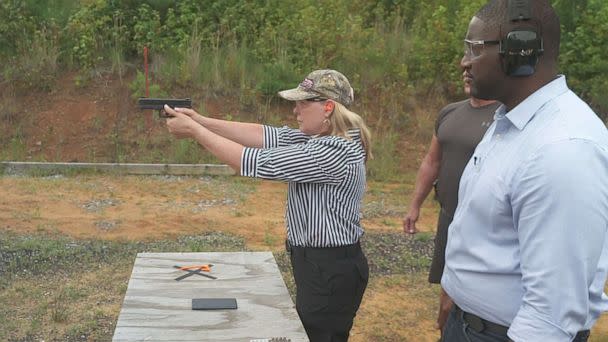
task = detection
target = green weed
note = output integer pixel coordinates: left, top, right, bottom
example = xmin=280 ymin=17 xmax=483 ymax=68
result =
xmin=263 ymin=226 xmax=279 ymax=247
xmin=367 ymin=129 xmax=401 ymax=182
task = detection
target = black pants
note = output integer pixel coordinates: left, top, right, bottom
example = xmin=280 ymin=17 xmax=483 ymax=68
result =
xmin=429 ymin=208 xmax=452 ymax=283
xmin=288 ymin=242 xmax=369 ymax=342
xmin=441 ymin=305 xmax=591 ymax=342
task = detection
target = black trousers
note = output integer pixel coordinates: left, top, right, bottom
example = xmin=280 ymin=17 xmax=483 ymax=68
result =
xmin=429 ymin=208 xmax=452 ymax=283
xmin=288 ymin=242 xmax=369 ymax=342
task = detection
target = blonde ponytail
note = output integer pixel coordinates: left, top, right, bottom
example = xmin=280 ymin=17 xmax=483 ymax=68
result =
xmin=327 ymin=101 xmax=372 ymax=161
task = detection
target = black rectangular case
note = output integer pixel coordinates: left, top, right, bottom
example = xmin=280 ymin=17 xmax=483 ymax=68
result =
xmin=192 ymin=298 xmax=238 ymax=310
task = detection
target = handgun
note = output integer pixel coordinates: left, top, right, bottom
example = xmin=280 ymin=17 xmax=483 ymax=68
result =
xmin=137 ymin=97 xmax=192 ymax=117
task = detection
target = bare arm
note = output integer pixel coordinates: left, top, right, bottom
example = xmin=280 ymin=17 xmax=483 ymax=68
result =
xmin=173 ymin=107 xmax=264 ymax=148
xmin=436 ymin=286 xmax=454 ymax=334
xmin=165 ymin=106 xmax=243 ymax=171
xmin=403 ymin=135 xmax=442 ymax=234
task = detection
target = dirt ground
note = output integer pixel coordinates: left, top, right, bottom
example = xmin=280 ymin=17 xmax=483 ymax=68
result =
xmin=0 ymin=173 xmax=444 ymax=341
xmin=2 ymin=73 xmax=608 ymax=341
xmin=2 ymin=174 xmax=608 ymax=341
xmin=1 ymin=72 xmax=446 ymax=341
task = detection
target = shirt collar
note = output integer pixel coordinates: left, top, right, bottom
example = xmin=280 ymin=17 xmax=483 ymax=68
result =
xmin=503 ymin=75 xmax=569 ymax=131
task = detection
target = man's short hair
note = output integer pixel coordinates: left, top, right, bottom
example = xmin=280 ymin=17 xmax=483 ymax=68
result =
xmin=475 ymin=0 xmax=560 ymax=63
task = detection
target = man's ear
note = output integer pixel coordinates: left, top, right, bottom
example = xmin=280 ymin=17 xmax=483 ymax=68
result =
xmin=324 ymin=100 xmax=335 ymax=114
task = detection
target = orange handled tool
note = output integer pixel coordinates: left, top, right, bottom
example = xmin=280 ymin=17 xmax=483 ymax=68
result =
xmin=173 ymin=264 xmax=217 ymax=281
xmin=178 ymin=264 xmax=213 ymax=272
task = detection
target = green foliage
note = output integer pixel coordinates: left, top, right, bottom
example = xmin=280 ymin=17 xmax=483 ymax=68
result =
xmin=256 ymin=61 xmax=300 ymax=97
xmin=23 ymin=0 xmax=79 ymax=26
xmin=132 ymin=4 xmax=163 ymax=52
xmin=559 ymin=1 xmax=608 ymax=120
xmin=406 ymin=0 xmax=487 ymax=95
xmin=3 ymin=25 xmax=61 ymax=91
xmin=367 ymin=129 xmax=402 ymax=182
xmin=0 ymin=0 xmax=606 ymax=147
xmin=0 ymin=1 xmax=37 ymax=59
xmin=64 ymin=1 xmax=121 ymax=70
xmin=171 ymin=140 xmax=203 ymax=164
xmin=0 ymin=2 xmax=62 ymax=91
xmin=129 ymin=70 xmax=167 ymax=98
xmin=0 ymin=0 xmax=604 ymax=174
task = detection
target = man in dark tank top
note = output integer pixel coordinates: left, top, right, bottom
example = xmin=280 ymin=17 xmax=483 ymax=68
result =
xmin=403 ymin=79 xmax=500 ymax=335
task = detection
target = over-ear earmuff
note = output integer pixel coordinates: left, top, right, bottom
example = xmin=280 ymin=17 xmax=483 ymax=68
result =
xmin=500 ymin=0 xmax=544 ymax=76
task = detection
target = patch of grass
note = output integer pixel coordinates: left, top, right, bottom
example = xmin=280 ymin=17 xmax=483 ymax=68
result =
xmin=170 ymin=139 xmax=206 ymax=164
xmin=363 ymin=182 xmax=410 ymax=220
xmin=0 ymin=231 xmax=248 ymax=287
xmin=273 ymin=250 xmax=296 ymax=303
xmin=272 ymin=231 xmax=435 ymax=305
xmin=362 ymin=199 xmax=389 ymax=219
xmin=380 ymin=218 xmax=398 ymax=227
xmin=5 ymin=166 xmax=107 ymax=178
xmin=351 ymin=273 xmax=439 ymax=342
xmin=361 ymin=232 xmax=434 ymax=275
xmin=10 ymin=207 xmax=42 ymax=222
xmin=263 ymin=226 xmax=279 ymax=248
xmin=203 ymin=175 xmax=259 ymax=204
xmin=50 ymin=291 xmax=69 ymax=323
xmin=414 ymin=231 xmax=434 ymax=243
xmin=0 ymin=231 xmax=249 ymax=341
xmin=367 ymin=129 xmax=402 ymax=182
xmin=230 ymin=208 xmax=252 ymax=217
xmin=6 ymin=135 xmax=28 ymax=161
xmin=362 ymin=198 xmax=403 ymax=220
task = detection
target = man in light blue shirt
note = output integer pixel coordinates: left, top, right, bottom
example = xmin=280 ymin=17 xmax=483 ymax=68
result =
xmin=441 ymin=1 xmax=608 ymax=341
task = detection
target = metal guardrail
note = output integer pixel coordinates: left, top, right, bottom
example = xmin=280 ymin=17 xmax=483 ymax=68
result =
xmin=0 ymin=161 xmax=235 ymax=176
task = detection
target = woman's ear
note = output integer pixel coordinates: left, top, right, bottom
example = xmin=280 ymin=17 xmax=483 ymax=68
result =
xmin=324 ymin=100 xmax=335 ymax=115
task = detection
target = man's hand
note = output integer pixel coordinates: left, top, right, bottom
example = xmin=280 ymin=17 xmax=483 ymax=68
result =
xmin=436 ymin=287 xmax=454 ymax=334
xmin=403 ymin=207 xmax=420 ymax=234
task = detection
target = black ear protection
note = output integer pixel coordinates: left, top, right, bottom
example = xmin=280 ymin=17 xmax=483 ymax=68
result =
xmin=500 ymin=0 xmax=544 ymax=76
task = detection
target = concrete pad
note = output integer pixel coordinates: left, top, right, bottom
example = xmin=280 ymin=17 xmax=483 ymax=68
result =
xmin=0 ymin=161 xmax=235 ymax=176
xmin=113 ymin=252 xmax=308 ymax=342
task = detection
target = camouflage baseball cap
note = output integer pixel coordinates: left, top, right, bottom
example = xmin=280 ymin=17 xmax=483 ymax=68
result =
xmin=278 ymin=69 xmax=354 ymax=106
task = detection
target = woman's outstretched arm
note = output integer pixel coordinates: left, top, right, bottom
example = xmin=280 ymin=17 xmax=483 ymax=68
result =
xmin=165 ymin=105 xmax=243 ymax=171
xmin=172 ymin=107 xmax=264 ymax=148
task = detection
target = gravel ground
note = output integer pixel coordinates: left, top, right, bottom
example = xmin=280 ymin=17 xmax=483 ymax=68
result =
xmin=274 ymin=231 xmax=434 ymax=302
xmin=1 ymin=230 xmax=432 ymax=288
xmin=1 ymin=230 xmax=433 ymax=341
xmin=0 ymin=231 xmax=248 ymax=285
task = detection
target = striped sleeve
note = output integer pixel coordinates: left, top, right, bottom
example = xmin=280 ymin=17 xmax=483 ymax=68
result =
xmin=241 ymin=137 xmax=352 ymax=184
xmin=241 ymin=148 xmax=260 ymax=178
xmin=263 ymin=125 xmax=311 ymax=148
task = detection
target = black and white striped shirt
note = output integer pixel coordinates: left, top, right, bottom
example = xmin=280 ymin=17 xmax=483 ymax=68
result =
xmin=241 ymin=125 xmax=366 ymax=247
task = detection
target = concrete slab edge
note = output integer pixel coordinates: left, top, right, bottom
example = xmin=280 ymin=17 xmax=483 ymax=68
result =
xmin=0 ymin=161 xmax=235 ymax=176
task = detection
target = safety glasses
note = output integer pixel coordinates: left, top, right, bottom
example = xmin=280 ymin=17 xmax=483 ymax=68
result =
xmin=464 ymin=39 xmax=500 ymax=58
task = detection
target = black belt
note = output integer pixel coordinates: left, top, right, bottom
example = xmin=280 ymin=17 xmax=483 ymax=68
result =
xmin=455 ymin=305 xmax=591 ymax=340
xmin=285 ymin=240 xmax=361 ymax=260
xmin=455 ymin=305 xmax=509 ymax=336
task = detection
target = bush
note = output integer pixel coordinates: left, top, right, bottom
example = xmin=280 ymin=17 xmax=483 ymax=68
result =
xmin=560 ymin=2 xmax=608 ymax=120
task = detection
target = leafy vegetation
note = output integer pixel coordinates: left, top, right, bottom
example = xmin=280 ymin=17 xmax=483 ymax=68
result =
xmin=1 ymin=0 xmax=606 ymax=114
xmin=0 ymin=0 xmax=606 ymax=177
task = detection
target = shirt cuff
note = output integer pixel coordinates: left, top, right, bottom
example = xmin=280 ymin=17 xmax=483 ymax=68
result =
xmin=240 ymin=147 xmax=260 ymax=177
xmin=508 ymin=306 xmax=572 ymax=342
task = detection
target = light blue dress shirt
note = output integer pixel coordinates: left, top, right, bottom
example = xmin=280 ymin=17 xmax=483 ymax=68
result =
xmin=441 ymin=76 xmax=608 ymax=341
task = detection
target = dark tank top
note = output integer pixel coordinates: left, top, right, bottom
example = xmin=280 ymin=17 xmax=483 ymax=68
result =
xmin=435 ymin=99 xmax=500 ymax=218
